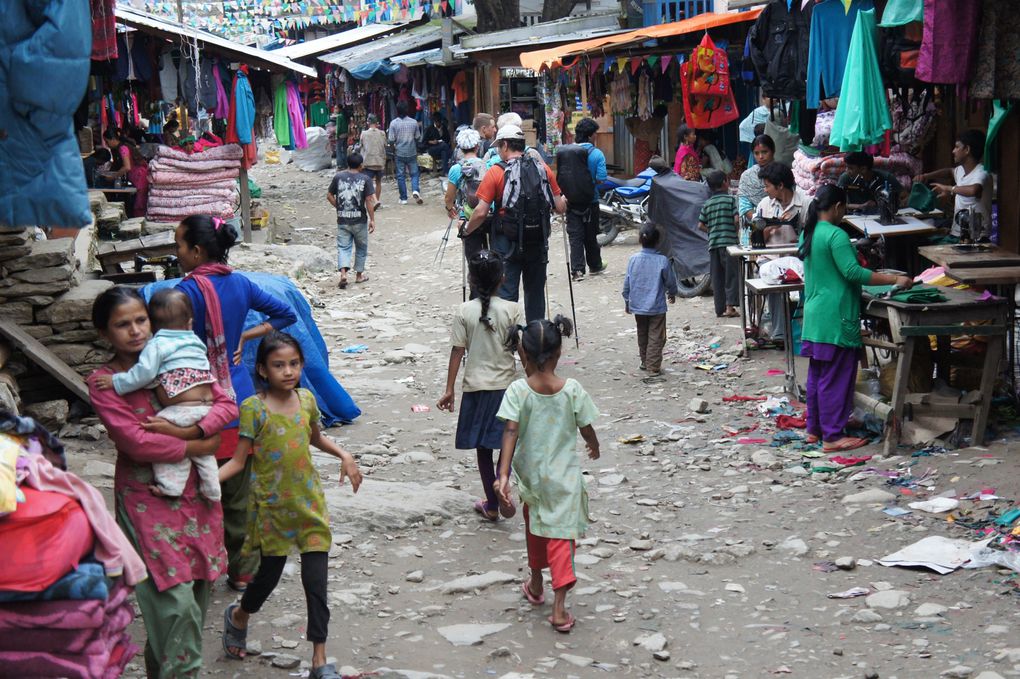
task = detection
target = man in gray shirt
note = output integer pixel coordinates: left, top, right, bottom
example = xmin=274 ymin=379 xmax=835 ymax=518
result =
xmin=387 ymin=101 xmax=423 ymax=205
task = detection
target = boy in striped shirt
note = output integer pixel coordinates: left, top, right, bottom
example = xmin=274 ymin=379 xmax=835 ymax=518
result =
xmin=698 ymin=170 xmax=740 ymax=318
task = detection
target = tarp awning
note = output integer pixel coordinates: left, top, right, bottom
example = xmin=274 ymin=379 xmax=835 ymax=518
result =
xmin=115 ymin=4 xmax=317 ymax=77
xmin=319 ymin=23 xmax=447 ymax=70
xmin=519 ymin=9 xmax=763 ymax=71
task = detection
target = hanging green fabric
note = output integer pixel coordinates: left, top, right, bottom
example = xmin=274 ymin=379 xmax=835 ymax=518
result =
xmin=984 ymin=100 xmax=1014 ymax=172
xmin=309 ymin=101 xmax=330 ymax=128
xmin=879 ymin=0 xmax=922 ymax=27
xmin=830 ymin=9 xmax=893 ymax=151
xmin=273 ymin=82 xmax=291 ymax=148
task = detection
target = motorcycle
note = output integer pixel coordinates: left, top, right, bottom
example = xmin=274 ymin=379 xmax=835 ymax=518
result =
xmin=596 ymin=168 xmax=655 ymax=246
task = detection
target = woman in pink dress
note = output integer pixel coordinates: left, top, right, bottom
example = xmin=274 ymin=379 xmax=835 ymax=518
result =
xmin=672 ymin=124 xmax=702 ymax=181
xmin=102 ymin=128 xmax=149 ymax=217
xmin=88 ymin=286 xmax=237 ymax=678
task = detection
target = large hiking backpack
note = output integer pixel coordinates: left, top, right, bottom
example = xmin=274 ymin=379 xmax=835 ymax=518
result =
xmin=497 ymin=155 xmax=553 ymax=254
xmin=457 ymin=157 xmax=486 ymax=217
xmin=555 ymin=144 xmax=594 ymax=207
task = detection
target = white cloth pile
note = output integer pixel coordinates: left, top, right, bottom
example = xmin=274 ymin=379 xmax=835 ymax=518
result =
xmin=146 ymin=144 xmax=242 ymax=222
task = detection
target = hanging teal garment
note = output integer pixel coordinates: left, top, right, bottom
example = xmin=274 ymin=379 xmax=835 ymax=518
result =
xmin=830 ymin=9 xmax=892 ymax=151
xmin=984 ymin=100 xmax=1014 ymax=172
xmin=273 ymin=81 xmax=291 ymax=148
xmin=879 ymin=0 xmax=922 ymax=26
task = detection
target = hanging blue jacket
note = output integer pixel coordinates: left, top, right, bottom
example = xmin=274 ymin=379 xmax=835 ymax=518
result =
xmin=806 ymin=0 xmax=874 ymax=109
xmin=235 ymin=70 xmax=255 ymax=145
xmin=0 ymin=0 xmax=92 ymax=228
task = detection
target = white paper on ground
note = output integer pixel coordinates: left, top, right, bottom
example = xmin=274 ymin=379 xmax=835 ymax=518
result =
xmin=908 ymin=497 xmax=960 ymax=514
xmin=878 ymin=535 xmax=984 ymax=574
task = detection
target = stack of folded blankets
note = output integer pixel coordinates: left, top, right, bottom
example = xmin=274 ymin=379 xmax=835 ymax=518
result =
xmin=791 ymin=149 xmax=920 ymax=197
xmin=0 ymin=412 xmax=147 ymax=678
xmin=146 ymin=144 xmax=243 ymax=222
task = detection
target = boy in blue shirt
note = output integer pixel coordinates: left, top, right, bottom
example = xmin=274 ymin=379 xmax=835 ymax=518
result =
xmin=622 ymin=224 xmax=677 ymax=377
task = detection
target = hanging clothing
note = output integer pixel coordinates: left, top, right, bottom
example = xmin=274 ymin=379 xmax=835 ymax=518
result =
xmin=916 ymin=0 xmax=980 ymax=85
xmin=286 ymin=81 xmax=308 ymax=149
xmin=273 ymin=81 xmax=292 ymax=148
xmin=830 ymin=9 xmax=892 ymax=150
xmin=969 ymin=0 xmax=1020 ymax=98
xmin=748 ymin=0 xmax=812 ymax=100
xmin=879 ymin=0 xmax=923 ymax=26
xmin=198 ymin=59 xmax=218 ymax=111
xmin=232 ymin=67 xmax=255 ymax=146
xmin=213 ymin=63 xmax=230 ymax=118
xmin=159 ymin=48 xmax=179 ymax=102
xmin=90 ymin=0 xmax=117 ymax=61
xmin=806 ymin=0 xmax=874 ymax=108
xmin=114 ymin=33 xmax=152 ymax=82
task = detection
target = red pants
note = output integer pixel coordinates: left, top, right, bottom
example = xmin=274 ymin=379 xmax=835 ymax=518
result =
xmin=524 ymin=505 xmax=577 ymax=591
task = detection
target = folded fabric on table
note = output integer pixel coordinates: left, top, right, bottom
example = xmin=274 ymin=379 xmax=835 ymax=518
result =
xmin=149 ymin=186 xmax=238 ymax=200
xmin=792 ymin=150 xmax=920 ymax=196
xmin=147 ymin=194 xmax=237 ymax=209
xmin=149 ymin=157 xmax=241 ymax=173
xmin=155 ymin=143 xmax=243 ymax=162
xmin=862 ymin=284 xmax=948 ymax=304
xmin=0 ymin=561 xmax=108 ymax=603
xmin=149 ymin=168 xmax=241 ymax=185
xmin=147 ymin=202 xmax=234 ymax=220
xmin=0 ymin=487 xmax=93 ymax=594
xmin=0 ymin=579 xmax=130 ymax=631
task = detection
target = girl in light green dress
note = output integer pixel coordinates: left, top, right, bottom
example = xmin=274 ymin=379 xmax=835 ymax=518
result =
xmin=496 ymin=315 xmax=600 ymax=633
xmin=219 ymin=332 xmax=362 ymax=679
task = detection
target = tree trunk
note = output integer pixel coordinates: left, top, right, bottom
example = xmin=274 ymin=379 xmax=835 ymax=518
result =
xmin=541 ymin=0 xmax=578 ymax=22
xmin=474 ymin=0 xmax=521 ymax=32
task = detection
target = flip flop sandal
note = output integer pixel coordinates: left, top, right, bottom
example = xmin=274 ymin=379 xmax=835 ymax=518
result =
xmin=310 ymin=663 xmax=343 ymax=679
xmin=473 ymin=499 xmax=499 ymax=522
xmin=522 ymin=581 xmax=545 ymax=605
xmin=805 ymin=434 xmax=820 ymax=444
xmin=498 ymin=496 xmax=516 ymax=519
xmin=222 ymin=603 xmax=247 ymax=660
xmin=823 ymin=437 xmax=869 ymax=453
xmin=338 ymin=279 xmax=348 ymax=289
xmin=355 ymin=274 xmax=370 ymax=284
xmin=548 ymin=613 xmax=576 ymax=633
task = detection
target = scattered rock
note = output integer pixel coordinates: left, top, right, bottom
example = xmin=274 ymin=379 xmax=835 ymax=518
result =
xmin=779 ymin=537 xmax=808 ymax=556
xmin=835 ymin=557 xmax=857 ymax=570
xmin=751 ymin=450 xmax=780 ymax=469
xmin=915 ymin=603 xmax=948 ymax=617
xmin=271 ymin=613 xmax=303 ymax=627
xmin=940 ymin=666 xmax=973 ymax=679
xmin=842 ymin=489 xmax=897 ymax=504
xmin=24 ymin=400 xmax=69 ymax=430
xmin=688 ymin=398 xmax=710 ymax=414
xmin=850 ymin=610 xmax=884 ymax=623
xmin=634 ymin=632 xmax=667 ymax=653
xmin=866 ymin=590 xmax=911 ymax=610
xmin=559 ymin=654 xmax=593 ymax=667
xmin=437 ymin=623 xmax=510 ymax=646
xmin=271 ymin=654 xmax=301 ymax=669
xmin=629 ymin=539 xmax=654 ymax=551
xmin=405 ymin=570 xmax=425 ymax=583
xmin=438 ymin=571 xmax=516 ymax=594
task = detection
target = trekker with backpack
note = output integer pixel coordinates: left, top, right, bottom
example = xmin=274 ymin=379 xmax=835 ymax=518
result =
xmin=557 ymin=118 xmax=608 ymax=281
xmin=446 ymin=128 xmax=488 ymax=263
xmin=464 ymin=125 xmax=567 ymax=323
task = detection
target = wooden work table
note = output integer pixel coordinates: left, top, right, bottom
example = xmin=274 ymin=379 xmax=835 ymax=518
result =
xmin=919 ymin=244 xmax=1020 ymax=270
xmin=861 ymin=286 xmax=1008 ymax=452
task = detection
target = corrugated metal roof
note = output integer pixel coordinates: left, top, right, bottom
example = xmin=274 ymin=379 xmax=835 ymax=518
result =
xmin=452 ymin=25 xmax=628 ymax=56
xmin=455 ymin=12 xmax=622 ymax=54
xmin=115 ymin=5 xmax=317 ymax=77
xmin=390 ymin=48 xmax=449 ymax=67
xmin=319 ymin=24 xmax=444 ymax=69
xmin=273 ymin=23 xmax=404 ymax=60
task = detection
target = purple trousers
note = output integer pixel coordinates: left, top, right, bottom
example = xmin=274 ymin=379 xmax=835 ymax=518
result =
xmin=801 ymin=340 xmax=859 ymax=443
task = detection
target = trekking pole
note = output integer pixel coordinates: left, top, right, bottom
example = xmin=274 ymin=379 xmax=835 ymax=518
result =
xmin=434 ymin=217 xmax=455 ymax=267
xmin=560 ymin=214 xmax=580 ymax=348
xmin=460 ymin=221 xmax=467 ymax=302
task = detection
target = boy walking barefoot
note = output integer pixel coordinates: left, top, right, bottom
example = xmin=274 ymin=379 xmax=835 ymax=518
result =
xmin=327 ymin=152 xmax=377 ymax=289
xmin=698 ymin=170 xmax=741 ymax=318
xmin=622 ymin=224 xmax=677 ymax=378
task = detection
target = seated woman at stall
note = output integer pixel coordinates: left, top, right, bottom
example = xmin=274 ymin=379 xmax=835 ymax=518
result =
xmin=753 ymin=162 xmax=808 ymax=344
xmin=737 ymin=134 xmax=775 ymax=221
xmin=837 ymin=151 xmax=902 ymax=213
xmin=102 ymin=128 xmax=149 ymax=218
xmin=799 ymin=184 xmax=913 ymax=452
xmin=673 ymin=125 xmax=702 ymax=181
xmin=698 ymin=130 xmax=732 ymax=179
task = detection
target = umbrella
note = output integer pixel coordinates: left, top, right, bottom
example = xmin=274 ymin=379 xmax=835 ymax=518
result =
xmin=830 ymin=9 xmax=892 ymax=151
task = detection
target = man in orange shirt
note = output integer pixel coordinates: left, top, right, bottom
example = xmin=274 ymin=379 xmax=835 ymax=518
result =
xmin=465 ymin=125 xmax=566 ymax=322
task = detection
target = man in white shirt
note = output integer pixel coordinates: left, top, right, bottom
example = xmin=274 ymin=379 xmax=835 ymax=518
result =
xmin=916 ymin=129 xmax=993 ymax=240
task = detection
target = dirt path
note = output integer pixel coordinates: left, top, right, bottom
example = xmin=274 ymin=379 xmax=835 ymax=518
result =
xmin=67 ymin=157 xmax=1020 ymax=679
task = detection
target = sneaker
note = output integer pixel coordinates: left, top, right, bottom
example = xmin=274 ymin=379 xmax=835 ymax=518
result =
xmin=571 ymin=270 xmax=585 ymax=282
xmin=589 ymin=260 xmax=609 ymax=275
xmin=399 ymin=199 xmax=408 ymax=205
xmin=413 ymin=191 xmax=423 ymax=204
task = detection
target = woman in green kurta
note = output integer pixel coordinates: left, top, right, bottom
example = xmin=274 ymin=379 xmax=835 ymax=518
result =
xmin=496 ymin=316 xmax=600 ymax=633
xmin=219 ymin=332 xmax=362 ymax=678
xmin=799 ymin=184 xmax=912 ymax=452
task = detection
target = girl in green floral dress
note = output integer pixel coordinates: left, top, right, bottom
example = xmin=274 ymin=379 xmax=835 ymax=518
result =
xmin=219 ymin=332 xmax=362 ymax=679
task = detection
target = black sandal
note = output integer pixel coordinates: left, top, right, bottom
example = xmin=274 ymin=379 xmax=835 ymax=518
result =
xmin=222 ymin=603 xmax=247 ymax=660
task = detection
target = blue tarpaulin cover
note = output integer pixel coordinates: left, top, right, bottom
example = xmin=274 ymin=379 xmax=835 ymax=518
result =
xmin=348 ymin=59 xmax=401 ymax=80
xmin=144 ymin=272 xmax=361 ymax=426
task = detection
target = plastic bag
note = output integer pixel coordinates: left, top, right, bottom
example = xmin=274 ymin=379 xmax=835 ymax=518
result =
xmin=291 ymin=127 xmax=332 ymax=172
xmin=681 ymin=33 xmax=740 ymax=129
